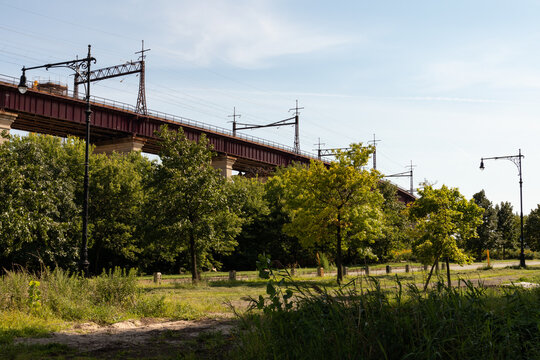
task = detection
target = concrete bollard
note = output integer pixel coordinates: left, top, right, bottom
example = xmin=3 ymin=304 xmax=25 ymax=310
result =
xmin=317 ymin=267 xmax=324 ymax=277
xmin=386 ymin=265 xmax=392 ymax=274
xmin=364 ymin=266 xmax=370 ymax=276
xmin=153 ymin=272 xmax=162 ymax=285
xmin=229 ymin=270 xmax=236 ymax=281
xmin=405 ymin=264 xmax=410 ymax=273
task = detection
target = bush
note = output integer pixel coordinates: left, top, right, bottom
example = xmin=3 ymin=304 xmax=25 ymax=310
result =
xmin=91 ymin=267 xmax=138 ymax=307
xmin=389 ymin=248 xmax=415 ymax=262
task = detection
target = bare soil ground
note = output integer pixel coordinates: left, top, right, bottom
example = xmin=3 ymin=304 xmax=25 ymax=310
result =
xmin=15 ymin=317 xmax=238 ymax=359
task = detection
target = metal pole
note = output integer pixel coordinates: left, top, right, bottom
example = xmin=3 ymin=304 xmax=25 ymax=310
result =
xmin=81 ymin=45 xmax=92 ymax=276
xmin=519 ymin=148 xmax=525 ymax=267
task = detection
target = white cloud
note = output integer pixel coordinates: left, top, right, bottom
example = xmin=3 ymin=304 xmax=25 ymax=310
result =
xmin=152 ymin=0 xmax=349 ymax=68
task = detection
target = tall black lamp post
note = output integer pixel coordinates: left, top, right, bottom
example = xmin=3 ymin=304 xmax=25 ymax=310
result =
xmin=18 ymin=45 xmax=96 ymax=276
xmin=480 ymin=149 xmax=526 ymax=267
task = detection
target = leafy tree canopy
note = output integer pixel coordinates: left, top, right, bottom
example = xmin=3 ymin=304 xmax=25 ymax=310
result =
xmin=408 ymin=184 xmax=483 ymax=288
xmin=271 ymin=144 xmax=384 ymax=283
xmin=145 ymin=126 xmax=243 ymax=281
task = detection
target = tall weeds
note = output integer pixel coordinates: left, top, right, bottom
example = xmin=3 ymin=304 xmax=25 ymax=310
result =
xmin=235 ymin=275 xmax=540 ymax=360
xmin=0 ymin=267 xmax=169 ymax=323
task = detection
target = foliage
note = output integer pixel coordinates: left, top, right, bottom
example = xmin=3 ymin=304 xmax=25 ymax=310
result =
xmin=88 ymin=152 xmax=151 ymax=274
xmin=91 ymin=267 xmax=138 ymax=307
xmin=525 ymin=204 xmax=540 ymax=251
xmin=408 ymin=184 xmax=483 ymax=288
xmin=0 ymin=134 xmax=83 ymax=271
xmin=369 ymin=180 xmax=410 ymax=263
xmin=235 ymin=279 xmax=540 ymax=360
xmin=495 ymin=201 xmax=519 ymax=258
xmin=466 ymin=190 xmax=499 ymax=260
xmin=272 ymin=144 xmax=384 ymax=283
xmin=249 ymin=254 xmax=294 ymax=314
xmin=145 ymin=126 xmax=242 ymax=281
xmin=223 ymin=175 xmax=315 ymax=271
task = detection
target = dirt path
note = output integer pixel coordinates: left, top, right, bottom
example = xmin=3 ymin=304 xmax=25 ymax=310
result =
xmin=15 ymin=317 xmax=237 ymax=359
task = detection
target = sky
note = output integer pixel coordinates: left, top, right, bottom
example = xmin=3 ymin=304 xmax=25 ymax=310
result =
xmin=1 ymin=0 xmax=539 ymax=213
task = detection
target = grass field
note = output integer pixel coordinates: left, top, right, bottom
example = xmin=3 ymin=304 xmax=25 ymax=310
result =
xmin=1 ymin=261 xmax=539 ymax=359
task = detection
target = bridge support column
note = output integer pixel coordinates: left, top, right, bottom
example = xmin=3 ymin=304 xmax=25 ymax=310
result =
xmin=212 ymin=155 xmax=237 ymax=179
xmin=0 ymin=111 xmax=17 ymax=144
xmin=93 ymin=137 xmax=146 ymax=155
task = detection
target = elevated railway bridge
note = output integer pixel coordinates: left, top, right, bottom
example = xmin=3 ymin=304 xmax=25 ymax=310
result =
xmin=0 ymin=75 xmax=415 ymax=203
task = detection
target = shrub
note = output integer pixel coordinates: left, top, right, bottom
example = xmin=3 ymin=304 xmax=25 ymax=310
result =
xmin=91 ymin=267 xmax=138 ymax=307
xmin=389 ymin=248 xmax=415 ymax=262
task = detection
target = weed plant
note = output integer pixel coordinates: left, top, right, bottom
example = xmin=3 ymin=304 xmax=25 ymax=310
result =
xmin=235 ymin=267 xmax=540 ymax=360
xmin=0 ymin=267 xmax=200 ymax=345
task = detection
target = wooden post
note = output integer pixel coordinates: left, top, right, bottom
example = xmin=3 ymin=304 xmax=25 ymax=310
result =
xmin=405 ymin=264 xmax=410 ymax=273
xmin=364 ymin=266 xmax=370 ymax=276
xmin=229 ymin=270 xmax=236 ymax=281
xmin=343 ymin=267 xmax=348 ymax=276
xmin=386 ymin=265 xmax=392 ymax=274
xmin=317 ymin=267 xmax=324 ymax=277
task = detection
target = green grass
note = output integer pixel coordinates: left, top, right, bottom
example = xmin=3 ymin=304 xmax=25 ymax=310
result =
xmin=2 ymin=264 xmax=540 ymax=359
xmin=232 ymin=276 xmax=540 ymax=360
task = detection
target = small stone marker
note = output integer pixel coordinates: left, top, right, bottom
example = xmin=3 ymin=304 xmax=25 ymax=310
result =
xmin=153 ymin=272 xmax=162 ymax=285
xmin=364 ymin=266 xmax=370 ymax=276
xmin=229 ymin=270 xmax=236 ymax=281
xmin=405 ymin=264 xmax=410 ymax=273
xmin=386 ymin=265 xmax=392 ymax=274
xmin=317 ymin=267 xmax=324 ymax=277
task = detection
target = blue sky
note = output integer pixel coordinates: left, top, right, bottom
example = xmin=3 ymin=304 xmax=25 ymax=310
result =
xmin=1 ymin=0 xmax=540 ymax=213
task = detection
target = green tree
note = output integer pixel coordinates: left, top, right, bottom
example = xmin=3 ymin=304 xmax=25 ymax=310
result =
xmin=0 ymin=134 xmax=83 ymax=271
xmin=371 ymin=180 xmax=410 ymax=263
xmin=146 ymin=126 xmax=242 ymax=282
xmin=495 ymin=201 xmax=518 ymax=258
xmin=224 ymin=175 xmax=313 ymax=270
xmin=408 ymin=184 xmax=483 ymax=289
xmin=524 ymin=205 xmax=540 ymax=251
xmin=466 ymin=190 xmax=499 ymax=260
xmin=88 ymin=151 xmax=152 ymax=273
xmin=273 ymin=144 xmax=383 ymax=283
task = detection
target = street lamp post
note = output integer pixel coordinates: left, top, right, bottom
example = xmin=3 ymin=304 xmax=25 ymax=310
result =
xmin=479 ymin=149 xmax=525 ymax=267
xmin=18 ymin=45 xmax=96 ymax=276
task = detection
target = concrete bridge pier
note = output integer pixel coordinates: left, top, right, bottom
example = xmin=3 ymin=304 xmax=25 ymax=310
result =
xmin=93 ymin=137 xmax=146 ymax=155
xmin=211 ymin=155 xmax=237 ymax=179
xmin=0 ymin=110 xmax=17 ymax=144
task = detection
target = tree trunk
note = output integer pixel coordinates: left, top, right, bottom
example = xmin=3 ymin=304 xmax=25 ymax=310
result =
xmin=423 ymin=254 xmax=441 ymax=291
xmin=502 ymin=247 xmax=506 ymax=260
xmin=336 ymin=213 xmax=343 ymax=285
xmin=189 ymin=231 xmax=199 ymax=283
xmin=445 ymin=257 xmax=451 ymax=287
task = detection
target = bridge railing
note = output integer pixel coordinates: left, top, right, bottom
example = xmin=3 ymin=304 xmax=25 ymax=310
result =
xmin=1 ymin=73 xmax=320 ymax=160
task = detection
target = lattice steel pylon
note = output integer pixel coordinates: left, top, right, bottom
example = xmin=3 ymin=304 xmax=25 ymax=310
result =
xmin=135 ymin=40 xmax=150 ymax=115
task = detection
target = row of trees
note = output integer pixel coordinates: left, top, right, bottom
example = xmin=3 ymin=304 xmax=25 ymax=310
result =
xmin=0 ymin=129 xmax=536 ymax=282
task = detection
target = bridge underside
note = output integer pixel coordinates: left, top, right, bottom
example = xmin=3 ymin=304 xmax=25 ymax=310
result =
xmin=4 ymin=109 xmax=280 ymax=175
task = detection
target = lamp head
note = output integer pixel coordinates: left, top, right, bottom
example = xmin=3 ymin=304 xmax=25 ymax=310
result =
xmin=18 ymin=69 xmax=28 ymax=94
xmin=480 ymin=159 xmax=485 ymax=170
